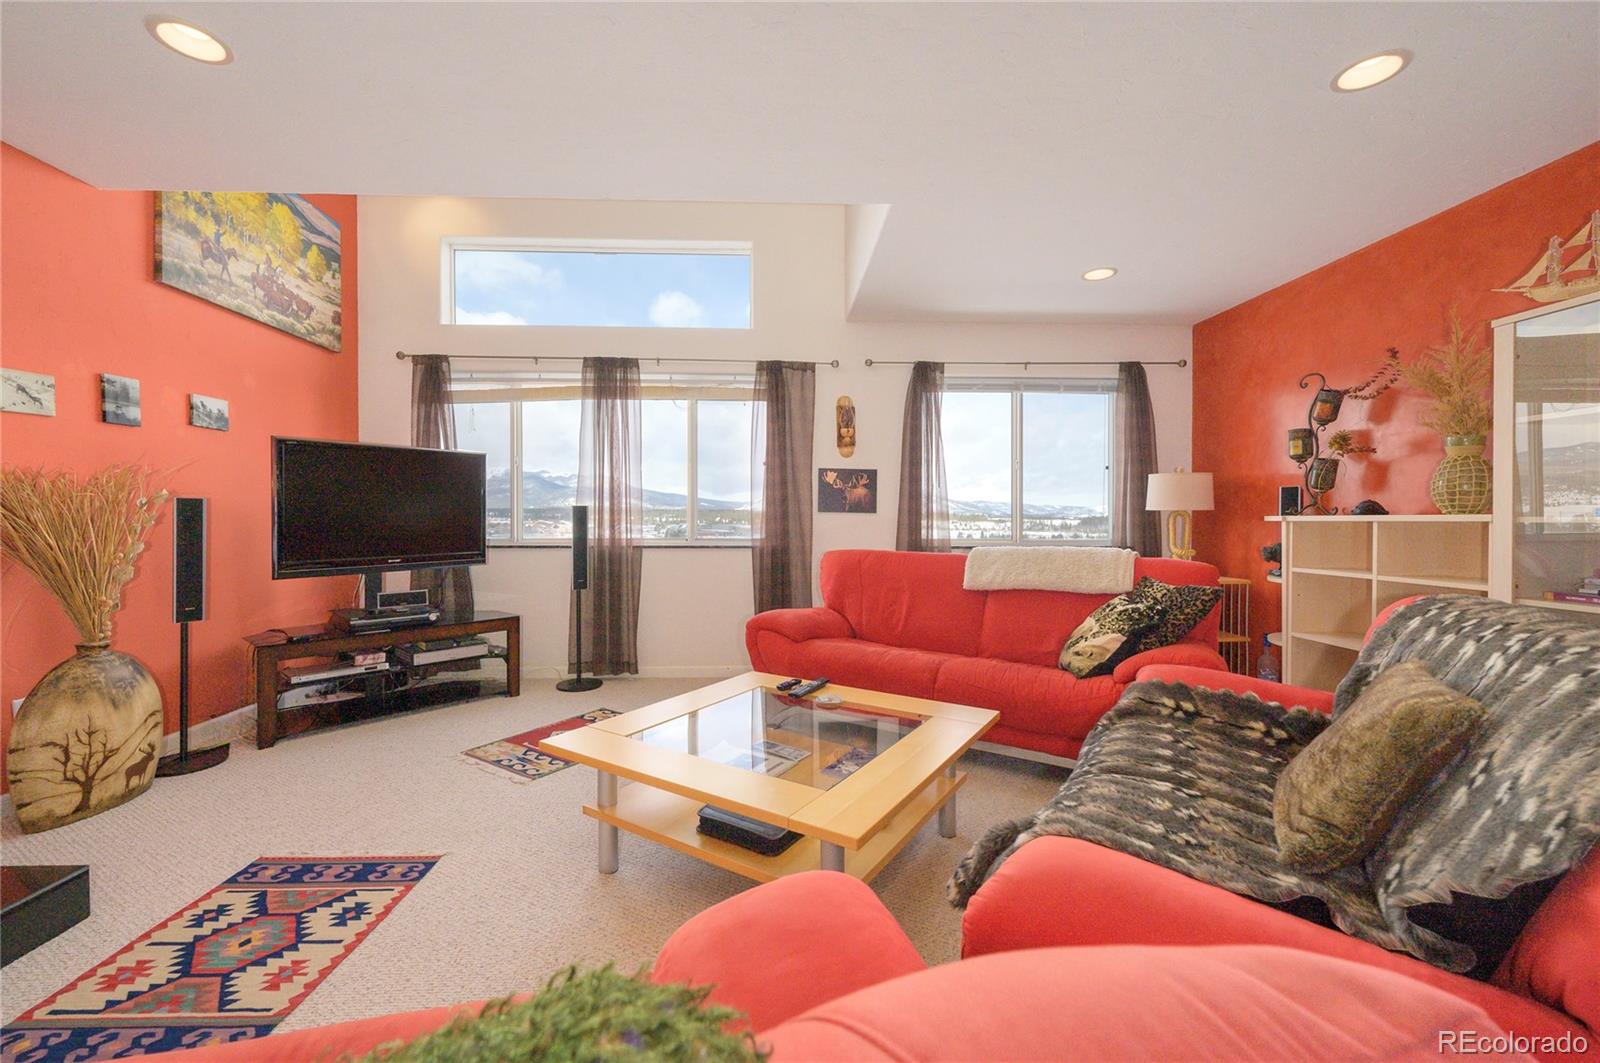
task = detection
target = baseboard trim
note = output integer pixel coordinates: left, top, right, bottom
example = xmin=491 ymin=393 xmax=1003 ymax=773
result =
xmin=520 ymin=665 xmax=747 ymax=681
xmin=162 ymin=704 xmax=257 ymax=755
xmin=972 ymin=741 xmax=1076 ymax=770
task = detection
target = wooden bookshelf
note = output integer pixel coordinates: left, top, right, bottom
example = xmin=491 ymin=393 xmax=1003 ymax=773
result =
xmin=1265 ymin=515 xmax=1490 ymax=691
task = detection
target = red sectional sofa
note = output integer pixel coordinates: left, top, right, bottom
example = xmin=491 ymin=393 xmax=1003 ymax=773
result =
xmin=150 ymin=872 xmax=1534 ymax=1062
xmin=746 ymin=549 xmax=1227 ymax=758
xmin=960 ymin=613 xmax=1600 ymax=1061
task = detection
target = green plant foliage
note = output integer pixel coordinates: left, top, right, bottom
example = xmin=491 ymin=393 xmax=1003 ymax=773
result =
xmin=350 ymin=966 xmax=766 ymax=1063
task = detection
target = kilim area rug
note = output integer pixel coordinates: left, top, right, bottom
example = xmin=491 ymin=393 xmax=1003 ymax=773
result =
xmin=460 ymin=708 xmax=619 ymax=782
xmin=1 ymin=856 xmax=439 ymax=1062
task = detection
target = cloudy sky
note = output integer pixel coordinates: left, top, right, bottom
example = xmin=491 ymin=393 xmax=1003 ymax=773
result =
xmin=944 ymin=390 xmax=1111 ymax=511
xmin=453 ymin=249 xmax=750 ymax=328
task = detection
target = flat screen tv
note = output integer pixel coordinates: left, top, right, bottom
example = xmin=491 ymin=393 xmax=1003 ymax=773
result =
xmin=272 ymin=437 xmax=487 ymax=579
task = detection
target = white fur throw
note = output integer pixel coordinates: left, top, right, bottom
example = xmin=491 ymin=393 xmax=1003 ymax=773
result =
xmin=962 ymin=546 xmax=1136 ymax=594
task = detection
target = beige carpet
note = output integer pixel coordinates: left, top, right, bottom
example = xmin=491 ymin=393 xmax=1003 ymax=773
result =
xmin=0 ymin=678 xmax=1066 ymax=1035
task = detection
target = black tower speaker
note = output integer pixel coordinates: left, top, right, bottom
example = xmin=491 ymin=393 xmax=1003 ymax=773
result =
xmin=157 ymin=498 xmax=230 ymax=776
xmin=571 ymin=504 xmax=589 ymax=590
xmin=558 ymin=504 xmax=601 ymax=692
xmin=172 ymin=497 xmax=207 ymax=622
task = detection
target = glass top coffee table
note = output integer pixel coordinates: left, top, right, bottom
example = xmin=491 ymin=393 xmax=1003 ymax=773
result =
xmin=538 ymin=672 xmax=998 ymax=882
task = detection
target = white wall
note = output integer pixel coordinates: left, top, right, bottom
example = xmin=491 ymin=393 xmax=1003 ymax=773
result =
xmin=358 ymin=196 xmax=1191 ymax=676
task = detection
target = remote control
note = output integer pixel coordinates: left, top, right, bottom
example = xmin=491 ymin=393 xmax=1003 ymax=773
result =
xmin=776 ymin=678 xmax=803 ymax=692
xmin=788 ymin=677 xmax=831 ymax=698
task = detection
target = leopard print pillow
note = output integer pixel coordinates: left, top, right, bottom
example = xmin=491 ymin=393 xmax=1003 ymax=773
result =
xmin=1124 ymin=577 xmax=1222 ymax=656
xmin=1058 ymin=594 xmax=1160 ymax=678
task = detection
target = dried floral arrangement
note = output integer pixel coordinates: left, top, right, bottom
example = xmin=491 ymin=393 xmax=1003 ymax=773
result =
xmin=0 ymin=465 xmax=169 ymax=647
xmin=1327 ymin=430 xmax=1377 ymax=457
xmin=1344 ymin=348 xmax=1403 ymax=401
xmin=1403 ymin=313 xmax=1492 ymax=438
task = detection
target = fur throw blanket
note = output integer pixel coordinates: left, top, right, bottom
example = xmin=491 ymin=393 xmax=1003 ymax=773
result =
xmin=1335 ymin=595 xmax=1600 ymax=971
xmin=962 ymin=546 xmax=1135 ymax=594
xmin=948 ymin=595 xmax=1600 ymax=974
xmin=946 ymin=680 xmax=1406 ymax=953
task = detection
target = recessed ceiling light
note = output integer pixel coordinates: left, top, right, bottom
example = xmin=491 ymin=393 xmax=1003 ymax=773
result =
xmin=1332 ymin=51 xmax=1409 ymax=92
xmin=147 ymin=17 xmax=232 ymax=64
xmin=1082 ymin=267 xmax=1118 ymax=282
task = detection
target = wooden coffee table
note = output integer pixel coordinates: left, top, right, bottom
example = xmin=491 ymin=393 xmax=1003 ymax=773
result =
xmin=539 ymin=673 xmax=997 ymax=883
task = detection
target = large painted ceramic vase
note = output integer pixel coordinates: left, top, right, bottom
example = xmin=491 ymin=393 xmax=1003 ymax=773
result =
xmin=1430 ymin=435 xmax=1492 ymax=515
xmin=6 ymin=643 xmax=162 ymax=833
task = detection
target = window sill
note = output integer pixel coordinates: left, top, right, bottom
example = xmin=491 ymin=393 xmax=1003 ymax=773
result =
xmin=488 ymin=542 xmax=753 ymax=550
xmin=951 ymin=541 xmax=1116 ymax=550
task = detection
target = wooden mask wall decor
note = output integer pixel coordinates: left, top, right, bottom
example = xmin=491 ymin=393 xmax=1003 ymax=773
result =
xmin=836 ymin=395 xmax=856 ymax=457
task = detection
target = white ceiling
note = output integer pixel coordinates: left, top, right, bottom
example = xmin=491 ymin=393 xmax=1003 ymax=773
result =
xmin=3 ymin=2 xmax=1596 ymax=324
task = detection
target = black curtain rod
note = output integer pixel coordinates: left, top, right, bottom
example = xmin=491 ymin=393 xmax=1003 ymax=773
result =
xmin=394 ymin=351 xmax=841 ymax=368
xmin=863 ymin=357 xmax=1187 ymax=368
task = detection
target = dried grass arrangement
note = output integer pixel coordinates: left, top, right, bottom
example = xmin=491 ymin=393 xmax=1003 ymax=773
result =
xmin=0 ymin=465 xmax=169 ymax=647
xmin=1403 ymin=311 xmax=1493 ymax=439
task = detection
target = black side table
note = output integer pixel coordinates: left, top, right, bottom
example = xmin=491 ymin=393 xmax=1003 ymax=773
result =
xmin=2 ymin=865 xmax=89 ymax=966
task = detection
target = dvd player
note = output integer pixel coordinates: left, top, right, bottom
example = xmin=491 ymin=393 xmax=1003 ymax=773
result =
xmin=328 ymin=604 xmax=441 ymax=634
xmin=282 ymin=659 xmax=392 ymax=686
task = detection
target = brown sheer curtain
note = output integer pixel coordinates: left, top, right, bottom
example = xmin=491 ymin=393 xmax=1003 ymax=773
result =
xmin=895 ymin=361 xmax=951 ymax=552
xmin=409 ymin=355 xmax=475 ymax=619
xmin=751 ymin=361 xmax=816 ymax=612
xmin=570 ymin=357 xmax=643 ymax=675
xmin=1113 ymin=361 xmax=1162 ymax=556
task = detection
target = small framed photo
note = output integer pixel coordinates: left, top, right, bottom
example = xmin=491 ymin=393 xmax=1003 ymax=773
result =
xmin=818 ymin=468 xmax=877 ymax=513
xmin=189 ymin=394 xmax=230 ymax=431
xmin=1279 ymin=485 xmax=1303 ymax=516
xmin=101 ymin=374 xmax=141 ymax=426
xmin=1 ymin=368 xmax=56 ymax=417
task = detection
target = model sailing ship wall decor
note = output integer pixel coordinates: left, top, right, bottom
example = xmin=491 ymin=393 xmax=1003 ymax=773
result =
xmin=1496 ymin=210 xmax=1600 ymax=303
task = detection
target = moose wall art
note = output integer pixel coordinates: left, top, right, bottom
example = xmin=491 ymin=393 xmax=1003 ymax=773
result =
xmin=155 ymin=191 xmax=343 ymax=351
xmin=818 ymin=468 xmax=878 ymax=513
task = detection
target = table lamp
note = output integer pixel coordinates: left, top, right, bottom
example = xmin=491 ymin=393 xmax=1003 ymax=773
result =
xmin=1146 ymin=470 xmax=1214 ymax=561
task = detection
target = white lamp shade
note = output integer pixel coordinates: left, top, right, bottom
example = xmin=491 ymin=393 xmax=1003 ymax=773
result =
xmin=1147 ymin=472 xmax=1214 ymax=512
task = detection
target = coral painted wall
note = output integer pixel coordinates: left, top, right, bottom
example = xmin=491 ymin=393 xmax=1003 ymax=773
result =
xmin=0 ymin=144 xmax=359 ymax=789
xmin=1193 ymin=140 xmax=1599 ymax=655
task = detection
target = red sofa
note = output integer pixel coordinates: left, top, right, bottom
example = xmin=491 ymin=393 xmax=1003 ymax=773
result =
xmin=960 ymin=605 xmax=1600 ymax=1061
xmin=745 ymin=549 xmax=1227 ymax=759
xmin=148 ymin=872 xmax=1530 ymax=1062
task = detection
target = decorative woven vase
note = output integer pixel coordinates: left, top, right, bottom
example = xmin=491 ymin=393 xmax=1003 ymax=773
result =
xmin=5 ymin=644 xmax=162 ymax=833
xmin=1429 ymin=435 xmax=1492 ymax=515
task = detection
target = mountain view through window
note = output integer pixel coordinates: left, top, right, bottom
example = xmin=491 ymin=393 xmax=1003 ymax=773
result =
xmin=456 ymin=395 xmax=755 ymax=542
xmin=943 ymin=386 xmax=1112 ymax=541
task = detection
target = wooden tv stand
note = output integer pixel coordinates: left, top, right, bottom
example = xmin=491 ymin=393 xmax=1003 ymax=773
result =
xmin=245 ymin=610 xmax=520 ymax=749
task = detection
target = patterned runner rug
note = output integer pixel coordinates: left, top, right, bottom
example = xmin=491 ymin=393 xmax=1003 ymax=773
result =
xmin=459 ymin=708 xmax=618 ymax=782
xmin=1 ymin=856 xmax=439 ymax=1061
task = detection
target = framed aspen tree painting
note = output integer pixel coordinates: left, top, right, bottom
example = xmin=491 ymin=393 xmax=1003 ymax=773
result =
xmin=155 ymin=191 xmax=342 ymax=351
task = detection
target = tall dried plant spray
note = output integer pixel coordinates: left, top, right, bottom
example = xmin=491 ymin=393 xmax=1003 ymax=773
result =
xmin=0 ymin=466 xmax=169 ymax=647
xmin=1402 ymin=311 xmax=1493 ymax=438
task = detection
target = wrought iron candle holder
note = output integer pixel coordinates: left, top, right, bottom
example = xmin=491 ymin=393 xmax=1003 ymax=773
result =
xmin=1310 ymin=387 xmax=1344 ymax=426
xmin=1282 ymin=350 xmax=1399 ymax=518
xmin=1288 ymin=372 xmax=1339 ymax=515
